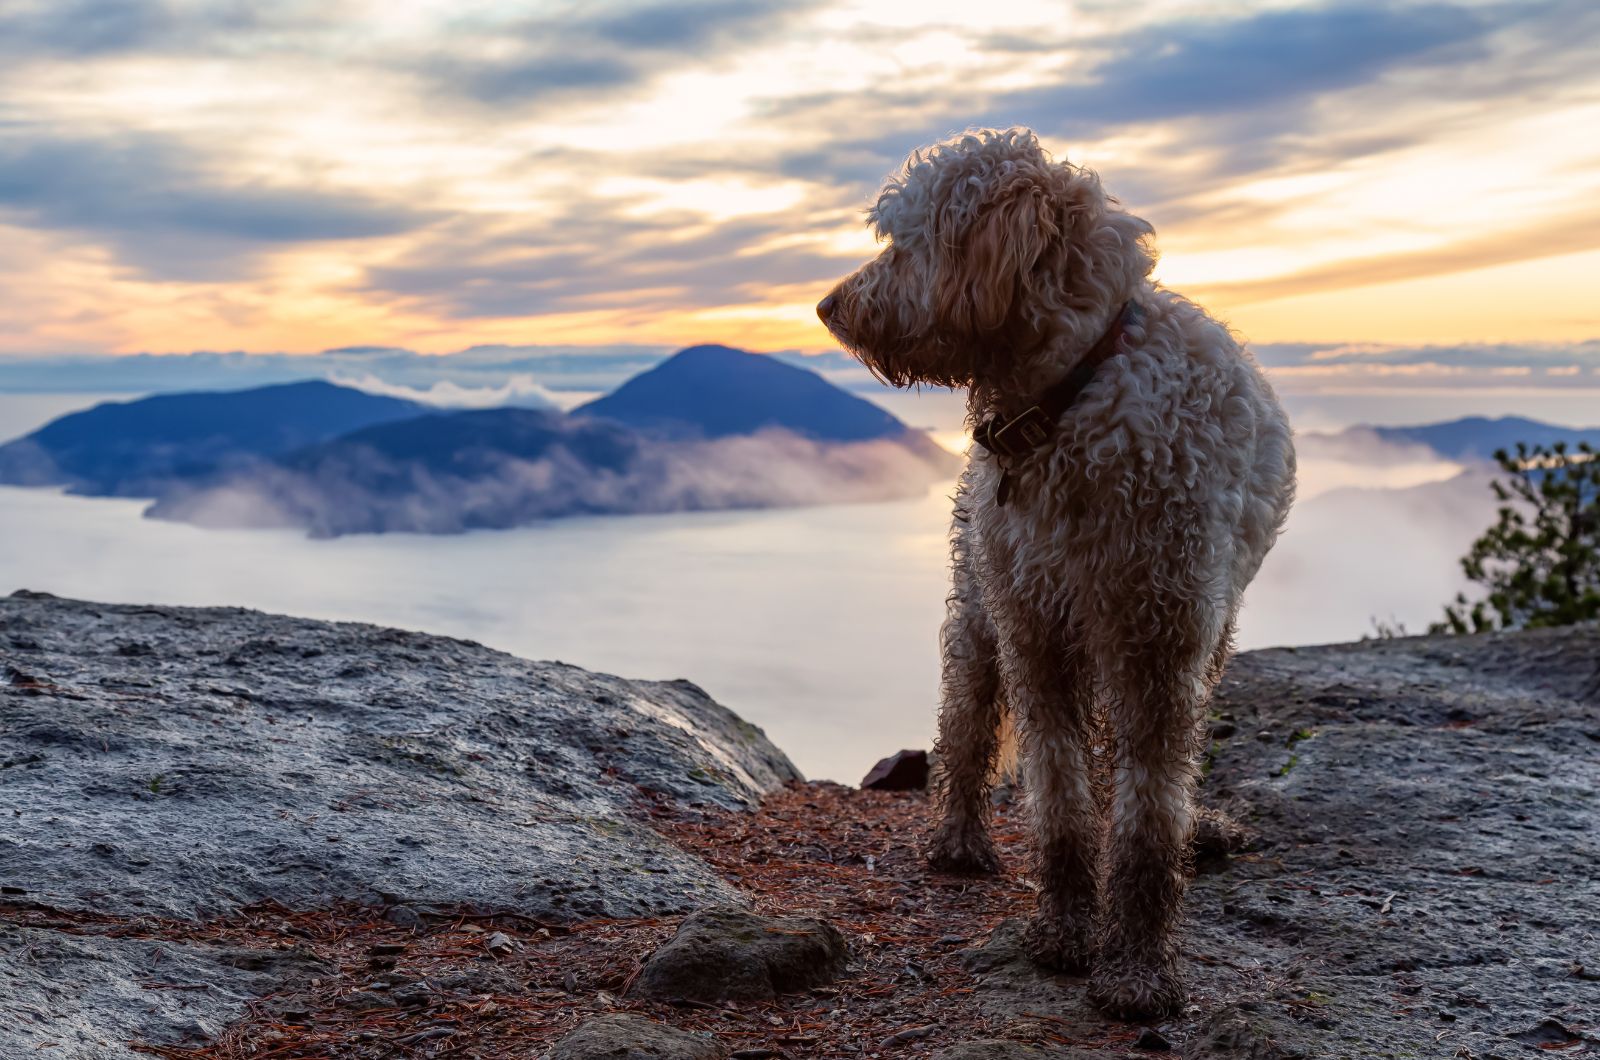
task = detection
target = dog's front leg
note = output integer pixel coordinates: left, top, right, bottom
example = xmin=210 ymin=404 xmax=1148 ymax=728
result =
xmin=1011 ymin=644 xmax=1100 ymax=974
xmin=926 ymin=590 xmax=1004 ymax=875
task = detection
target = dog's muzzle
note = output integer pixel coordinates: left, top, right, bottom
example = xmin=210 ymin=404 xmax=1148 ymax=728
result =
xmin=816 ymin=294 xmax=837 ymax=322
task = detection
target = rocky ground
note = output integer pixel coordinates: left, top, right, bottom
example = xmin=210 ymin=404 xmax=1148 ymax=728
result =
xmin=2 ymin=593 xmax=1597 ymax=1058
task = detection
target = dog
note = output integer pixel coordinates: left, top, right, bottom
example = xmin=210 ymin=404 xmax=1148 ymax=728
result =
xmin=818 ymin=127 xmax=1295 ymax=1020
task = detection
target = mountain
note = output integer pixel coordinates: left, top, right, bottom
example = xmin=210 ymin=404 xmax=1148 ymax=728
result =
xmin=0 ymin=380 xmax=428 ymax=497
xmin=1369 ymin=416 xmax=1600 ymax=461
xmin=573 ymin=344 xmax=911 ymax=442
xmin=278 ymin=407 xmax=639 ymax=480
xmin=142 ymin=347 xmax=958 ymax=536
xmin=7 ymin=349 xmax=959 ymax=536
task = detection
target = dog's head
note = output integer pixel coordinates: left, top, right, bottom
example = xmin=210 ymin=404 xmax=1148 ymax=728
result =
xmin=818 ymin=127 xmax=1154 ymax=391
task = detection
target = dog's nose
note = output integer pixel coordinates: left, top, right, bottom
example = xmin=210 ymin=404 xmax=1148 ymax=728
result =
xmin=816 ymin=294 xmax=837 ymax=322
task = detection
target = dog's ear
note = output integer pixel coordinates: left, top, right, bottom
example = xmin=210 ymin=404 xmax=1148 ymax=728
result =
xmin=937 ymin=178 xmax=1061 ymax=336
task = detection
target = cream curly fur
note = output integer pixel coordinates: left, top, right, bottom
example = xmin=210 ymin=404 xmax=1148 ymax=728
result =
xmin=819 ymin=128 xmax=1296 ymax=1021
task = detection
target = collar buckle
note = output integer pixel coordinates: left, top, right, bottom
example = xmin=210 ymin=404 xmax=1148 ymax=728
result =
xmin=977 ymin=404 xmax=1052 ymax=460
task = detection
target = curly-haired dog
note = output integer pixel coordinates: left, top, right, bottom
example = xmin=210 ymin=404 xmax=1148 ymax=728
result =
xmin=818 ymin=128 xmax=1295 ymax=1019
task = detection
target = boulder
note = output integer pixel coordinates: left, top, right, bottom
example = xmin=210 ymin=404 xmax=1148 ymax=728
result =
xmin=0 ymin=594 xmax=799 ymax=1058
xmin=861 ymin=748 xmax=930 ymax=790
xmin=630 ymin=905 xmax=849 ymax=1002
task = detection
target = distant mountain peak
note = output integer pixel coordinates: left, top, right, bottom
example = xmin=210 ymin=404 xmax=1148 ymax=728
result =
xmin=667 ymin=343 xmax=751 ymax=360
xmin=573 ymin=344 xmax=911 ymax=443
xmin=1365 ymin=416 xmax=1600 ymax=461
xmin=0 ymin=379 xmax=430 ymax=497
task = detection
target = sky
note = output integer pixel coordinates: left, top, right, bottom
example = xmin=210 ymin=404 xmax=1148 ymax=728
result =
xmin=1 ymin=0 xmax=1598 ymax=399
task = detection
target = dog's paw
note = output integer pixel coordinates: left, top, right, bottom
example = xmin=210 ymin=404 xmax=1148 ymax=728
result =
xmin=1024 ymin=912 xmax=1091 ymax=975
xmin=926 ymin=825 xmax=1000 ymax=876
xmin=1192 ymin=805 xmax=1251 ymax=857
xmin=1087 ymin=955 xmax=1186 ymax=1021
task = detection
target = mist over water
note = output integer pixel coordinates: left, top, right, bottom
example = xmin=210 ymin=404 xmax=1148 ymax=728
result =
xmin=2 ymin=482 xmax=952 ymax=781
xmin=0 ymin=389 xmax=1546 ymax=779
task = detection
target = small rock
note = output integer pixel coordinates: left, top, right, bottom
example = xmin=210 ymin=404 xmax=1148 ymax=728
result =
xmin=879 ymin=1024 xmax=937 ymax=1048
xmin=342 ymin=990 xmax=392 ymax=1011
xmin=484 ymin=930 xmax=517 ymax=954
xmin=630 ymin=905 xmax=848 ymax=1002
xmin=1134 ymin=1027 xmax=1171 ymax=1051
xmin=1509 ymin=1018 xmax=1583 ymax=1048
xmin=1193 ymin=806 xmax=1250 ymax=875
xmin=391 ymin=983 xmax=432 ymax=1007
xmin=861 ymin=749 xmax=930 ymax=791
xmin=547 ymin=1014 xmax=724 ymax=1060
xmin=3 ymin=665 xmax=47 ymax=690
xmin=1186 ymin=1006 xmax=1300 ymax=1059
xmin=384 ymin=905 xmax=423 ymax=930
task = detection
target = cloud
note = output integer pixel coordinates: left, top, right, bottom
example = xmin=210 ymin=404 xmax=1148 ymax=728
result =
xmin=1255 ymin=338 xmax=1600 ymax=372
xmin=0 ymin=0 xmax=342 ymax=63
xmin=0 ymin=0 xmax=1595 ymax=353
xmin=1004 ymin=3 xmax=1490 ymax=132
xmin=329 ymin=372 xmax=560 ymax=410
xmin=758 ymin=3 xmax=1497 ymax=182
xmin=1190 ymin=211 xmax=1600 ymax=307
xmin=147 ymin=428 xmax=958 ymax=538
xmin=419 ymin=0 xmax=820 ymax=107
xmin=760 ymin=1 xmax=1600 ymax=217
xmin=1250 ymin=339 xmax=1600 ymax=395
xmin=0 ymin=345 xmax=672 ymax=398
xmin=1293 ymin=428 xmax=1468 ymax=499
xmin=362 ymin=208 xmax=859 ymax=319
xmin=0 ymin=131 xmax=437 ymax=279
xmin=1241 ymin=466 xmax=1495 ymax=646
xmin=0 ymin=0 xmax=244 ymax=57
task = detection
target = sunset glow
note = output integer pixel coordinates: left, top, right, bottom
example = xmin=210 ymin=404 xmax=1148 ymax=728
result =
xmin=1 ymin=0 xmax=1597 ymax=382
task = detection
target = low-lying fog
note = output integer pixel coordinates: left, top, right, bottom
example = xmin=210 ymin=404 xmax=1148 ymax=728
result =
xmin=0 ymin=390 xmax=1538 ymax=780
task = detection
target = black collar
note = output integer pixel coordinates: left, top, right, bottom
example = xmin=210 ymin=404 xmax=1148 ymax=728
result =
xmin=973 ymin=300 xmax=1142 ymax=506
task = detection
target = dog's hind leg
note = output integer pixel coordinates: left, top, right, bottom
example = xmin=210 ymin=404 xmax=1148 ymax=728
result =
xmin=1088 ymin=615 xmax=1221 ymax=1020
xmin=927 ymin=516 xmax=1005 ymax=875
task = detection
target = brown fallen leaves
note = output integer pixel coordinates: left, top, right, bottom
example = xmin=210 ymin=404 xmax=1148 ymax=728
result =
xmin=10 ymin=783 xmax=1142 ymax=1058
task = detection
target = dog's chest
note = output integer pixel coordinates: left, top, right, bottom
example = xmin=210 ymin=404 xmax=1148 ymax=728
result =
xmin=967 ymin=454 xmax=1103 ymax=598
